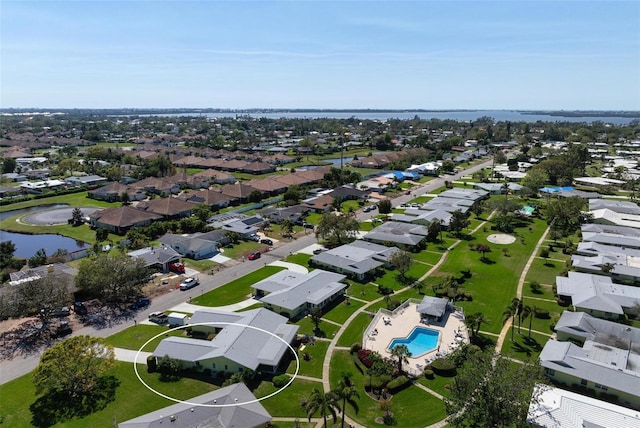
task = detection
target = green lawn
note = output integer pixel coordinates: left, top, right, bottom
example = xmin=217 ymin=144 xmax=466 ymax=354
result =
xmin=500 ymin=330 xmax=551 ymax=361
xmin=322 ymin=299 xmax=365 ymax=324
xmin=191 ymin=266 xmax=286 ymax=306
xmin=104 ymin=324 xmax=186 ymax=351
xmin=433 ymin=218 xmax=548 ymax=334
xmin=293 ymin=317 xmax=340 ymax=339
xmin=0 ymin=218 xmax=101 ymax=244
xmin=254 ymin=378 xmax=321 ymax=418
xmin=183 ymin=258 xmax=217 ymax=273
xmin=283 ymin=252 xmax=312 ymax=268
xmin=412 ymin=250 xmax=446 ymax=265
xmin=346 ymin=281 xmax=385 ymax=301
xmin=416 ymin=372 xmax=455 ymax=398
xmin=0 ymin=191 xmax=115 ymax=213
xmin=336 ymin=312 xmax=373 ymax=347
xmin=286 ymin=340 xmax=329 ymax=379
xmin=218 ymin=241 xmax=264 ymax=260
xmin=0 ymin=362 xmax=218 ymax=428
xmin=522 ymin=281 xmax=557 ymax=301
xmin=525 ymin=258 xmax=566 ymax=286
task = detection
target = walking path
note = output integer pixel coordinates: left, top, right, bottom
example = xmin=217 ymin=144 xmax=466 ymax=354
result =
xmin=495 ymin=227 xmax=550 ymax=353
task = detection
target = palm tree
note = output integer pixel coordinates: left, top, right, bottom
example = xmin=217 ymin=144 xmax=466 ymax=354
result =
xmin=281 ymin=219 xmax=294 ymax=238
xmin=472 ymin=312 xmax=489 ymax=337
xmin=502 ymin=305 xmax=517 ymax=342
xmin=306 ymin=388 xmax=339 ymax=428
xmin=511 ymin=297 xmax=524 ymax=333
xmin=333 ymin=376 xmax=360 ymax=428
xmin=390 ymin=344 xmax=412 ymax=374
xmin=464 ymin=312 xmax=478 ymax=337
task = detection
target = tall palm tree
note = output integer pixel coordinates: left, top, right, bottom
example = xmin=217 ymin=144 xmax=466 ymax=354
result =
xmin=333 ymin=377 xmax=360 ymax=428
xmin=390 ymin=344 xmax=412 ymax=374
xmin=511 ymin=298 xmax=524 ymax=333
xmin=502 ymin=305 xmax=517 ymax=342
xmin=306 ymin=388 xmax=339 ymax=428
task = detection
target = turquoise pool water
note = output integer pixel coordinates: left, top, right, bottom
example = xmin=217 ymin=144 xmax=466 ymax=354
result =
xmin=387 ymin=327 xmax=440 ymax=356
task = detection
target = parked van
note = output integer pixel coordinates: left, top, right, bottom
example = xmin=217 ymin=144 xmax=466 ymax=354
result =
xmin=168 ymin=312 xmax=189 ymax=327
xmin=149 ymin=312 xmax=168 ymax=324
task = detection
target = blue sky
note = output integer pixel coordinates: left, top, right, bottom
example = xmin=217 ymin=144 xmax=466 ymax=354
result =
xmin=2 ymin=1 xmax=639 ymax=110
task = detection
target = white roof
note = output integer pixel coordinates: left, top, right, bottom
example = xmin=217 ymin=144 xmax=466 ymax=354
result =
xmin=527 ymin=384 xmax=640 ymax=428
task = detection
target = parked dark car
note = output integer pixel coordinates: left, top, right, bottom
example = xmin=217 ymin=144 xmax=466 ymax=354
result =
xmin=129 ymin=297 xmax=151 ymax=310
xmin=303 ymin=223 xmax=315 ymax=229
xmin=73 ymin=301 xmax=87 ymax=316
xmin=313 ymin=248 xmax=327 ymax=255
xmin=260 ymin=238 xmax=273 ymax=245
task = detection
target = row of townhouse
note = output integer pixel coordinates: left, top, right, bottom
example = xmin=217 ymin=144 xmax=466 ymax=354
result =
xmin=534 ymin=197 xmax=640 ymax=420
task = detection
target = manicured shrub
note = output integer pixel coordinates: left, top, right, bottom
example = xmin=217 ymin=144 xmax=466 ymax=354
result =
xmin=370 ymin=374 xmax=392 ymax=391
xmin=430 ymin=358 xmax=457 ymax=376
xmin=273 ymin=374 xmax=291 ymax=388
xmin=350 ymin=343 xmax=362 ymax=354
xmin=424 ymin=369 xmax=434 ymax=379
xmin=386 ymin=375 xmax=409 ymax=392
xmin=147 ymin=356 xmax=157 ymax=373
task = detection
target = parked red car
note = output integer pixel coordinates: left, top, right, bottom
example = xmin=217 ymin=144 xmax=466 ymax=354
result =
xmin=247 ymin=251 xmax=261 ymax=260
xmin=168 ymin=261 xmax=185 ymax=274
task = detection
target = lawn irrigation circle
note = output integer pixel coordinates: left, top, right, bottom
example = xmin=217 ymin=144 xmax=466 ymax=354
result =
xmin=132 ymin=321 xmax=300 ymax=408
xmin=486 ymin=233 xmax=517 ymax=244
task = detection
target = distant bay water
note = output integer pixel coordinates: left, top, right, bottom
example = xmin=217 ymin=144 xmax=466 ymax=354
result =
xmin=134 ymin=110 xmax=638 ymax=125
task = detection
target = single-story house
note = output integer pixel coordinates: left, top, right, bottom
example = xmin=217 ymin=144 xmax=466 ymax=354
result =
xmin=363 ymin=221 xmax=429 ymax=250
xmin=472 ymin=182 xmax=523 ymax=195
xmin=167 ymin=171 xmax=210 ymax=189
xmin=89 ymin=206 xmax=162 ymax=234
xmin=574 ymin=176 xmax=626 ymax=187
xmin=419 ymin=197 xmax=473 ymax=214
xmin=540 ymin=336 xmax=640 ymax=410
xmin=64 ymin=175 xmax=107 ymax=188
xmin=556 ymin=272 xmax=640 ymax=320
xmin=179 ymin=188 xmax=235 ymax=210
xmin=118 ymin=383 xmax=272 ymax=428
xmin=589 ymin=198 xmax=640 ymax=215
xmin=252 ymin=269 xmax=347 ymax=319
xmin=572 ymin=242 xmax=640 ymax=283
xmin=133 ymin=177 xmax=181 ymax=195
xmin=193 ymin=168 xmax=236 ymax=184
xmin=258 ymin=205 xmax=308 ymax=224
xmin=327 ymin=185 xmax=369 ymax=201
xmin=582 ymin=223 xmax=640 ymax=238
xmin=152 ymin=308 xmax=298 ymax=375
xmin=219 ymin=182 xmax=258 ymax=203
xmin=527 ymin=384 xmax=640 ymax=428
xmin=88 ymin=182 xmax=147 ymax=202
xmin=393 ymin=209 xmax=452 ymax=228
xmin=437 ymin=188 xmax=489 ymax=202
xmin=301 ymin=194 xmax=335 ymax=213
xmin=589 ymin=208 xmax=640 ymax=229
xmin=581 ymin=230 xmax=640 ymax=250
xmin=309 ymin=240 xmax=397 ymax=281
xmin=136 ymin=197 xmax=198 ymax=219
xmin=127 ymin=246 xmax=181 ymax=272
xmin=244 ymin=178 xmax=288 ymax=195
xmin=159 ymin=230 xmax=229 ymax=260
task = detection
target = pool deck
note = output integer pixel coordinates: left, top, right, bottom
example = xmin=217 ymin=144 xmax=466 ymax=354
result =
xmin=364 ymin=302 xmax=468 ymax=375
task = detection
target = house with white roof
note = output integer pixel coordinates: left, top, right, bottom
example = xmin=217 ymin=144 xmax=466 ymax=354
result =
xmin=118 ymin=383 xmax=272 ymax=428
xmin=252 ymin=269 xmax=347 ymax=318
xmin=556 ymin=272 xmax=640 ymax=320
xmin=152 ymin=308 xmax=298 ymax=375
xmin=582 ymin=223 xmax=640 ymax=238
xmin=540 ymin=315 xmax=640 ymax=410
xmin=391 ymin=209 xmax=452 ymax=228
xmin=589 ymin=199 xmax=640 ymax=215
xmin=309 ymin=240 xmax=398 ymax=281
xmin=590 ymin=208 xmax=640 ymax=229
xmin=437 ymin=188 xmax=489 ymax=202
xmin=363 ymin=221 xmax=429 ymax=250
xmin=581 ymin=230 xmax=640 ymax=250
xmin=573 ymin=241 xmax=640 ymax=283
xmin=527 ymin=384 xmax=640 ymax=427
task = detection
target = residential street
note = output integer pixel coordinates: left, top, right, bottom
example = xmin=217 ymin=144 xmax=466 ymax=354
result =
xmin=0 ymin=158 xmax=493 ymax=385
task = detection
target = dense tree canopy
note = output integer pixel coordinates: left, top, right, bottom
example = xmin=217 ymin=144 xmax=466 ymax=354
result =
xmin=315 ymin=213 xmax=359 ymax=247
xmin=445 ymin=349 xmax=546 ymax=428
xmin=75 ymin=253 xmax=151 ymax=305
xmin=33 ymin=336 xmax=116 ymax=399
xmin=546 ymin=196 xmax=587 ymax=236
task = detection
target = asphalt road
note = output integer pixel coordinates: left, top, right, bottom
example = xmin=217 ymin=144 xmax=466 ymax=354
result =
xmin=0 ymin=158 xmax=494 ymax=385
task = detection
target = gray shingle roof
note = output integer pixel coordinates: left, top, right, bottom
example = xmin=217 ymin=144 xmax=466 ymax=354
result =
xmin=364 ymin=221 xmax=428 ymax=246
xmin=556 ymin=272 xmax=640 ymax=315
xmin=416 ymin=296 xmax=448 ymax=317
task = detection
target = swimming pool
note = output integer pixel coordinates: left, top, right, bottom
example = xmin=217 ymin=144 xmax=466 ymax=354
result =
xmin=387 ymin=327 xmax=440 ymax=357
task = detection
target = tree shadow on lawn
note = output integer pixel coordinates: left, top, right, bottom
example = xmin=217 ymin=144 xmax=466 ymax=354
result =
xmin=508 ymin=335 xmax=543 ymax=358
xmin=479 ymin=257 xmax=496 ymax=265
xmin=30 ymin=375 xmax=120 ymax=427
